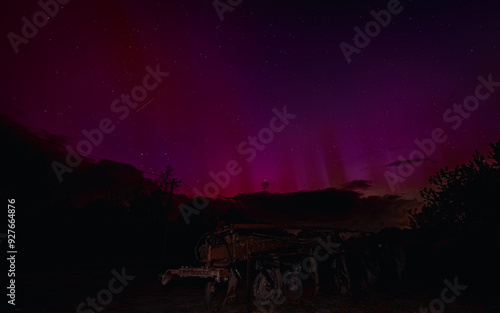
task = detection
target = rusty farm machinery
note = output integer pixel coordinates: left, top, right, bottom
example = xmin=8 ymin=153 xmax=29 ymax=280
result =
xmin=160 ymin=224 xmax=377 ymax=312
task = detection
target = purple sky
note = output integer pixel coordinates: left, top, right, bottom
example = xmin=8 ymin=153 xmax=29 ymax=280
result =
xmin=2 ymin=0 xmax=499 ymax=198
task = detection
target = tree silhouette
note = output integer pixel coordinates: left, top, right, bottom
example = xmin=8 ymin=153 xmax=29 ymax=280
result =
xmin=158 ymin=165 xmax=179 ymax=193
xmin=409 ymin=140 xmax=500 ymax=231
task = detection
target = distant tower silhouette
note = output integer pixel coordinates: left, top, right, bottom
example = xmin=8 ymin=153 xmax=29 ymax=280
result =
xmin=261 ymin=181 xmax=269 ymax=192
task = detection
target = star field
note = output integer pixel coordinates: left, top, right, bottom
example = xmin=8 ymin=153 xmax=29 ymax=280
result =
xmin=1 ymin=0 xmax=499 ymax=198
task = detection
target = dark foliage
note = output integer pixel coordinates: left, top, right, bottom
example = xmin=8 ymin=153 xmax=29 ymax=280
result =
xmin=409 ymin=140 xmax=500 ymax=231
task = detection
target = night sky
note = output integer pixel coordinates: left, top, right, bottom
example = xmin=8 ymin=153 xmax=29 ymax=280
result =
xmin=2 ymin=0 xmax=499 ymax=199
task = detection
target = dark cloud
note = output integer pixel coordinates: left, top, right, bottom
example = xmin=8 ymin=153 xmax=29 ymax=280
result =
xmin=228 ymin=188 xmax=419 ymax=232
xmin=1 ymin=115 xmax=156 ymax=207
xmin=385 ymin=158 xmax=429 ymax=167
xmin=341 ymin=180 xmax=372 ymax=191
xmin=36 ymin=129 xmax=69 ymax=146
xmin=0 ymin=113 xmax=68 ymax=150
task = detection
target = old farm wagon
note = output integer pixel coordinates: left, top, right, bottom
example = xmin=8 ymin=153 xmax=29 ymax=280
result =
xmin=160 ymin=224 xmax=378 ymax=312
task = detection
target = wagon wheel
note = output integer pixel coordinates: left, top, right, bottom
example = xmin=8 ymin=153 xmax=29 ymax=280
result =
xmin=302 ymin=256 xmax=320 ymax=299
xmin=332 ymin=254 xmax=350 ymax=295
xmin=205 ymin=269 xmax=237 ymax=312
xmin=205 ymin=280 xmax=226 ymax=312
xmin=282 ymin=266 xmax=303 ymax=301
xmin=252 ymin=268 xmax=283 ymax=307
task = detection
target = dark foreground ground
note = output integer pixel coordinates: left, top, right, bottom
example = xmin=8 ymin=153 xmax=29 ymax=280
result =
xmin=11 ymin=263 xmax=499 ymax=313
